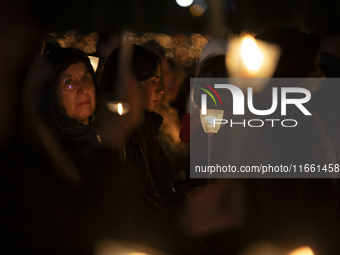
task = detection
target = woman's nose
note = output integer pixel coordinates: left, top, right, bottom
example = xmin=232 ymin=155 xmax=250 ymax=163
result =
xmin=156 ymin=87 xmax=164 ymax=95
xmin=156 ymin=83 xmax=164 ymax=95
xmin=77 ymin=81 xmax=89 ymax=94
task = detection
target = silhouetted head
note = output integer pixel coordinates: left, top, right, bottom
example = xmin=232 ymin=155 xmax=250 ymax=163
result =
xmin=312 ymin=18 xmax=340 ymax=57
xmin=256 ymin=28 xmax=323 ymax=77
xmin=100 ymin=44 xmax=164 ymax=112
xmin=196 ymin=54 xmax=228 ymax=78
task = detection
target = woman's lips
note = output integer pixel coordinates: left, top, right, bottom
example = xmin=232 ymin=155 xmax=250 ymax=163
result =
xmin=78 ymin=101 xmax=90 ymax=106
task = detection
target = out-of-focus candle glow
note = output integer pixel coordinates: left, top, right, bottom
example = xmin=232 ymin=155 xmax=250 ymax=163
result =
xmin=226 ymin=34 xmax=281 ymax=79
xmin=106 ymin=101 xmax=130 ymax=115
xmin=241 ymin=36 xmax=264 ymax=72
xmin=95 ymin=239 xmax=170 ymax=255
xmin=288 ymin=246 xmax=314 ymax=255
xmin=176 ymin=0 xmax=194 ymax=7
xmin=88 ymin=56 xmax=99 ymax=72
xmin=190 ymin=5 xmax=205 ymax=16
xmin=117 ymin=103 xmax=123 ymax=115
xmin=226 ymin=34 xmax=281 ymax=92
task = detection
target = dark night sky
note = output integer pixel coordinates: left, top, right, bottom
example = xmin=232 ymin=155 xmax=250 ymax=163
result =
xmin=24 ymin=0 xmax=340 ymax=35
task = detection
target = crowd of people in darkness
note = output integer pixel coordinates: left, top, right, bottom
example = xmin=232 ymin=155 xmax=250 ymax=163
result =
xmin=3 ymin=1 xmax=340 ymax=254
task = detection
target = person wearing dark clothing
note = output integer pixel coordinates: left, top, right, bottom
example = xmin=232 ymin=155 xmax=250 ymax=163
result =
xmin=39 ymin=48 xmax=101 ymax=168
xmin=319 ymin=52 xmax=340 ymax=77
xmin=245 ymin=28 xmax=338 ymax=252
xmin=99 ymin=44 xmax=192 ymax=255
xmin=312 ymin=18 xmax=340 ymax=77
xmin=312 ymin=18 xmax=340 ymax=155
xmin=0 ymin=30 xmax=139 ymax=255
xmin=100 ymin=45 xmax=183 ymax=215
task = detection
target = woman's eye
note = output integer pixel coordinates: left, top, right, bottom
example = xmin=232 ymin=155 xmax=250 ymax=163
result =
xmin=83 ymin=76 xmax=92 ymax=82
xmin=65 ymin=79 xmax=73 ymax=85
xmin=63 ymin=79 xmax=75 ymax=90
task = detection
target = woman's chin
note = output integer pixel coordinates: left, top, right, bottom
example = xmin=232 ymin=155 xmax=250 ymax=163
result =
xmin=143 ymin=105 xmax=155 ymax=112
xmin=73 ymin=112 xmax=93 ymax=124
xmin=150 ymin=103 xmax=158 ymax=112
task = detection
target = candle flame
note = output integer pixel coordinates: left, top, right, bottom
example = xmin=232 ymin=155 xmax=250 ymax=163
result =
xmin=118 ymin=103 xmax=123 ymax=115
xmin=241 ymin=36 xmax=264 ymax=72
xmin=88 ymin=56 xmax=99 ymax=72
xmin=200 ymin=109 xmax=224 ymax=133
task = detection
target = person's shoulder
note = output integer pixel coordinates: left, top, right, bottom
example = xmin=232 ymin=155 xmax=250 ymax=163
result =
xmin=148 ymin=111 xmax=163 ymax=125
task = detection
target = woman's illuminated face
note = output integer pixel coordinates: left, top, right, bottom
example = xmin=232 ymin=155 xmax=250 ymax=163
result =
xmin=57 ymin=62 xmax=96 ymax=125
xmin=140 ymin=64 xmax=164 ymax=112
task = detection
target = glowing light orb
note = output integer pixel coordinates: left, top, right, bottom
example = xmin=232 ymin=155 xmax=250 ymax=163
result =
xmin=176 ymin=0 xmax=194 ymax=7
xmin=117 ymin=103 xmax=123 ymax=115
xmin=106 ymin=102 xmax=130 ymax=115
xmin=241 ymin=36 xmax=264 ymax=72
xmin=190 ymin=5 xmax=204 ymax=16
xmin=88 ymin=56 xmax=99 ymax=72
xmin=288 ymin=246 xmax=314 ymax=255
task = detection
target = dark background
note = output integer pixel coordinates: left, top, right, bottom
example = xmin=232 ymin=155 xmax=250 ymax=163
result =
xmin=17 ymin=0 xmax=340 ymax=35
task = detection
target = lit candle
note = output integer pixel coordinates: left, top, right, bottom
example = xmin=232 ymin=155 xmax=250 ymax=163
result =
xmin=226 ymin=34 xmax=281 ymax=91
xmin=106 ymin=101 xmax=130 ymax=115
xmin=88 ymin=56 xmax=99 ymax=72
xmin=200 ymin=109 xmax=224 ymax=133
